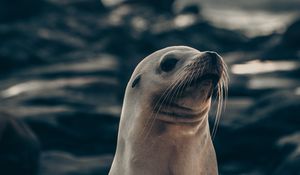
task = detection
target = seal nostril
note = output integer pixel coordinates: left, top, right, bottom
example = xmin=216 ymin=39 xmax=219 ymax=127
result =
xmin=211 ymin=56 xmax=217 ymax=65
xmin=204 ymin=51 xmax=219 ymax=65
xmin=160 ymin=57 xmax=178 ymax=72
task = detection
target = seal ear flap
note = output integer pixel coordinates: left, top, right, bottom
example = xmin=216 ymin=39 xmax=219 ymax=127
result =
xmin=131 ymin=74 xmax=141 ymax=88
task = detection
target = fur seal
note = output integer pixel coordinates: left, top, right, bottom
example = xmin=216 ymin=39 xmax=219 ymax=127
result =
xmin=109 ymin=46 xmax=228 ymax=175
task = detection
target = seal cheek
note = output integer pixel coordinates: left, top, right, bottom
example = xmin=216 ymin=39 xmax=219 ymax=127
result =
xmin=131 ymin=74 xmax=141 ymax=88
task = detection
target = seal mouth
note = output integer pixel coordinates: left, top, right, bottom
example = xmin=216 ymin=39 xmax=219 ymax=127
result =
xmin=154 ymin=93 xmax=212 ymax=124
xmin=188 ymin=73 xmax=220 ymax=89
xmin=156 ymin=104 xmax=207 ymax=124
xmin=153 ymin=73 xmax=221 ymax=124
xmin=181 ymin=72 xmax=220 ymax=100
xmin=157 ymin=111 xmax=203 ymax=124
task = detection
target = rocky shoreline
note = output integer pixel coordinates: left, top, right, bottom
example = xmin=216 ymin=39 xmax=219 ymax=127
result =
xmin=0 ymin=0 xmax=299 ymax=174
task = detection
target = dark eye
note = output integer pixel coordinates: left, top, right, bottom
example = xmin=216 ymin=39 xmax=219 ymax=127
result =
xmin=131 ymin=74 xmax=141 ymax=88
xmin=160 ymin=57 xmax=178 ymax=72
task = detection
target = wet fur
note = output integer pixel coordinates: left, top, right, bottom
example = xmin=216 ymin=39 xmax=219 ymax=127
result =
xmin=109 ymin=46 xmax=229 ymax=175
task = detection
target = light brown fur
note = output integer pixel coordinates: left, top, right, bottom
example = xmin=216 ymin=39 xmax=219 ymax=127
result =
xmin=109 ymin=46 xmax=228 ymax=175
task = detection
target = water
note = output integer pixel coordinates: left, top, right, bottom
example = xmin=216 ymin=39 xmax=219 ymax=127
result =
xmin=231 ymin=60 xmax=299 ymax=75
xmin=176 ymin=0 xmax=300 ymax=36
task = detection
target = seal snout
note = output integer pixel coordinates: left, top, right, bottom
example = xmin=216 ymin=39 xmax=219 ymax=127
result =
xmin=188 ymin=51 xmax=224 ymax=87
xmin=199 ymin=51 xmax=223 ymax=73
xmin=203 ymin=51 xmax=219 ymax=65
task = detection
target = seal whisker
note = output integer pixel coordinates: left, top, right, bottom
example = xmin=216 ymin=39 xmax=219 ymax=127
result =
xmin=212 ymin=84 xmax=223 ymax=138
xmin=176 ymin=66 xmax=197 ymax=98
xmin=211 ymin=59 xmax=229 ymax=139
xmin=164 ymin=67 xmax=194 ymax=115
xmin=140 ymin=68 xmax=187 ymax=140
xmin=168 ymin=68 xmax=192 ymax=106
xmin=162 ymin=74 xmax=186 ymax=115
xmin=145 ymin=71 xmax=187 ymax=134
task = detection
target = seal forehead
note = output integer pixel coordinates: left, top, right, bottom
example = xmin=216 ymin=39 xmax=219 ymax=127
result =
xmin=161 ymin=45 xmax=200 ymax=52
xmin=133 ymin=46 xmax=200 ymax=75
xmin=155 ymin=46 xmax=201 ymax=58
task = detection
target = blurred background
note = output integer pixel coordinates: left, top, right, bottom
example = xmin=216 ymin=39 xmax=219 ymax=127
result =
xmin=0 ymin=0 xmax=299 ymax=174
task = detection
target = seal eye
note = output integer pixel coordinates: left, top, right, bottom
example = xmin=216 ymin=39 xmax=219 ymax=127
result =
xmin=131 ymin=74 xmax=141 ymax=88
xmin=160 ymin=57 xmax=178 ymax=72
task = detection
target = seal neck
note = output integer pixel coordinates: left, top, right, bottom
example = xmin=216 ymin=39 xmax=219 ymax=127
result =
xmin=110 ymin=118 xmax=216 ymax=175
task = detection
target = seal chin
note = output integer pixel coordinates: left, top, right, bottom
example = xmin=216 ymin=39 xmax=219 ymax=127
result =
xmin=155 ymin=96 xmax=211 ymax=124
xmin=178 ymin=75 xmax=217 ymax=105
xmin=154 ymin=74 xmax=218 ymax=124
xmin=156 ymin=110 xmax=205 ymax=124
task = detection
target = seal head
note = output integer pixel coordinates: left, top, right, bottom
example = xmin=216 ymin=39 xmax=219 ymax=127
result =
xmin=110 ymin=46 xmax=228 ymax=175
xmin=128 ymin=46 xmax=227 ymax=126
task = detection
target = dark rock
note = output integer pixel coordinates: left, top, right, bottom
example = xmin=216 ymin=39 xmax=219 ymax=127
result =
xmin=179 ymin=4 xmax=201 ymax=15
xmin=0 ymin=112 xmax=40 ymax=175
xmin=227 ymin=73 xmax=251 ymax=97
xmin=40 ymin=151 xmax=113 ymax=175
xmin=245 ymin=90 xmax=300 ymax=119
xmin=126 ymin=0 xmax=175 ymax=13
xmin=246 ymin=33 xmax=282 ymax=52
xmin=216 ymin=90 xmax=300 ymax=174
xmin=274 ymin=133 xmax=300 ymax=175
xmin=47 ymin=0 xmax=106 ymax=13
xmin=0 ymin=54 xmax=121 ymax=156
xmin=0 ymin=25 xmax=85 ymax=74
xmin=282 ymin=18 xmax=300 ymax=49
xmin=25 ymin=111 xmax=119 ymax=155
xmin=0 ymin=0 xmax=44 ymax=23
xmin=261 ymin=17 xmax=300 ymax=59
xmin=155 ymin=21 xmax=248 ymax=53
